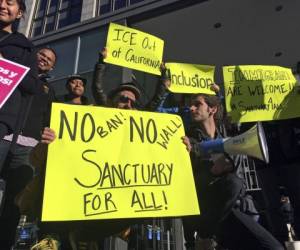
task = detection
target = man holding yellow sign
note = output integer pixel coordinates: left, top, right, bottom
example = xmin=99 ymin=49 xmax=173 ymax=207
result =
xmin=42 ymin=104 xmax=199 ymax=222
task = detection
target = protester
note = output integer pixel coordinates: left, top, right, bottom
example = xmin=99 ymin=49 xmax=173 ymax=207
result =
xmin=4 ymin=47 xmax=57 ymax=173
xmin=37 ymin=48 xmax=57 ymax=76
xmin=93 ymin=47 xmax=169 ymax=111
xmin=67 ymin=56 xmax=144 ymax=249
xmin=107 ymin=80 xmax=141 ymax=109
xmin=5 ymin=46 xmax=57 ymax=213
xmin=12 ymin=47 xmax=57 ymax=212
xmin=182 ymin=93 xmax=284 ymax=250
xmin=57 ymin=74 xmax=89 ymax=105
xmin=0 ymin=0 xmax=43 ymax=138
xmin=36 ymin=47 xmax=57 ymax=101
xmin=261 ymin=118 xmax=300 ymax=241
xmin=29 ymin=74 xmax=90 ymax=249
xmin=0 ymin=0 xmax=46 ymax=248
xmin=279 ymin=194 xmax=296 ymax=242
xmin=61 ymin=48 xmax=173 ymax=250
xmin=0 ymin=0 xmax=43 ymax=166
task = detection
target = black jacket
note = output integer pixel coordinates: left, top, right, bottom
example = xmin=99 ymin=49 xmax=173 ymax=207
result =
xmin=21 ymin=75 xmax=56 ymax=140
xmin=0 ymin=30 xmax=43 ymax=135
xmin=92 ymin=56 xmax=168 ymax=110
xmin=187 ymin=125 xmax=243 ymax=237
xmin=263 ymin=118 xmax=300 ymax=165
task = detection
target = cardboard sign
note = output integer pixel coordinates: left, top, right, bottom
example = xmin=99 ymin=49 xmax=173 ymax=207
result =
xmin=104 ymin=23 xmax=164 ymax=75
xmin=166 ymin=63 xmax=215 ymax=94
xmin=42 ymin=103 xmax=199 ymax=221
xmin=223 ymin=65 xmax=300 ymax=122
xmin=0 ymin=58 xmax=30 ymax=109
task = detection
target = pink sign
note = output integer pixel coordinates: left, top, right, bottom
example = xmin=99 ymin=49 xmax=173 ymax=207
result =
xmin=0 ymin=58 xmax=30 ymax=109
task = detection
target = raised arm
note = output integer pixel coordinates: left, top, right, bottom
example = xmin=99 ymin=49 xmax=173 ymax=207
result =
xmin=92 ymin=48 xmax=108 ymax=106
xmin=146 ymin=63 xmax=171 ymax=111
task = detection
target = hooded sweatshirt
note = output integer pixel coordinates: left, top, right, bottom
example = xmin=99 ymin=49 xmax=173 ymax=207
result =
xmin=0 ymin=30 xmax=43 ymax=135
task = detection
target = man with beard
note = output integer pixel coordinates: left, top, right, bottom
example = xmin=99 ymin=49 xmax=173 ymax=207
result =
xmin=182 ymin=93 xmax=284 ymax=250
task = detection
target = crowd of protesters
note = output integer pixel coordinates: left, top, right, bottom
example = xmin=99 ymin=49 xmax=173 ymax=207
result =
xmin=0 ymin=1 xmax=300 ymax=250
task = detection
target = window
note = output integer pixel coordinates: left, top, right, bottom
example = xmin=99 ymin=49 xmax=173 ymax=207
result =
xmin=41 ymin=37 xmax=78 ymax=78
xmin=99 ymin=0 xmax=113 ymax=15
xmin=97 ymin=0 xmax=145 ymax=15
xmin=129 ymin=0 xmax=145 ymax=4
xmin=31 ymin=0 xmax=83 ymax=37
xmin=114 ymin=0 xmax=127 ymax=10
xmin=40 ymin=26 xmax=124 ymax=103
xmin=77 ymin=29 xmax=107 ymax=73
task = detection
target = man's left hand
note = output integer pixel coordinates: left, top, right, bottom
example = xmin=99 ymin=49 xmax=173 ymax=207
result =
xmin=41 ymin=127 xmax=56 ymax=144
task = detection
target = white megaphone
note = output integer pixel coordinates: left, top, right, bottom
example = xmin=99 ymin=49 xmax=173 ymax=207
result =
xmin=285 ymin=223 xmax=300 ymax=250
xmin=286 ymin=241 xmax=300 ymax=250
xmin=199 ymin=122 xmax=269 ymax=163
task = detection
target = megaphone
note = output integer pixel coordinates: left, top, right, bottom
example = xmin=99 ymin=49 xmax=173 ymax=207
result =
xmin=286 ymin=241 xmax=300 ymax=250
xmin=199 ymin=122 xmax=269 ymax=163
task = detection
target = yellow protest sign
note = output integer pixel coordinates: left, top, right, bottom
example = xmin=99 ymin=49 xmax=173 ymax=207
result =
xmin=104 ymin=23 xmax=164 ymax=75
xmin=166 ymin=62 xmax=216 ymax=94
xmin=223 ymin=65 xmax=300 ymax=123
xmin=42 ymin=103 xmax=199 ymax=221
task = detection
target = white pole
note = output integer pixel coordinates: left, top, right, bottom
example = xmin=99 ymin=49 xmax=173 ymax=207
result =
xmin=167 ymin=230 xmax=170 ymax=250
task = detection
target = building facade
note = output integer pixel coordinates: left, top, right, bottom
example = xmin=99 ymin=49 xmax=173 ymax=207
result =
xmin=18 ymin=0 xmax=300 ymax=103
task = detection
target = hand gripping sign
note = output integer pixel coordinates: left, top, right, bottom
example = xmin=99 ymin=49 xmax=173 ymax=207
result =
xmin=104 ymin=23 xmax=164 ymax=76
xmin=42 ymin=103 xmax=200 ymax=221
xmin=0 ymin=58 xmax=30 ymax=109
xmin=223 ymin=65 xmax=300 ymax=123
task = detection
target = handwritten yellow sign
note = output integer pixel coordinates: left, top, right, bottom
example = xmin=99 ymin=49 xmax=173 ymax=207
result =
xmin=104 ymin=23 xmax=164 ymax=75
xmin=166 ymin=63 xmax=215 ymax=94
xmin=223 ymin=65 xmax=300 ymax=123
xmin=42 ymin=103 xmax=199 ymax=221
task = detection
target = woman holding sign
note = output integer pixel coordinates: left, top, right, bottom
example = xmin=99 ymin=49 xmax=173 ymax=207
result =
xmin=0 ymin=0 xmax=43 ymax=158
xmin=0 ymin=0 xmax=43 ymax=136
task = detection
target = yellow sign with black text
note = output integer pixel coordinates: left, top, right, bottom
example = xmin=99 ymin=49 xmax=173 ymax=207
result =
xmin=223 ymin=65 xmax=300 ymax=123
xmin=104 ymin=23 xmax=164 ymax=75
xmin=42 ymin=103 xmax=199 ymax=221
xmin=166 ymin=62 xmax=215 ymax=94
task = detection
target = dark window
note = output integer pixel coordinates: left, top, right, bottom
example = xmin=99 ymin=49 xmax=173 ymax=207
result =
xmin=32 ymin=19 xmax=43 ymax=37
xmin=43 ymin=37 xmax=78 ymax=78
xmin=97 ymin=0 xmax=145 ymax=15
xmin=31 ymin=0 xmax=82 ymax=37
xmin=78 ymin=28 xmax=108 ymax=72
xmin=48 ymin=0 xmax=59 ymax=15
xmin=44 ymin=15 xmax=55 ymax=33
xmin=99 ymin=0 xmax=112 ymax=15
xmin=129 ymin=0 xmax=145 ymax=4
xmin=35 ymin=0 xmax=47 ymax=18
xmin=58 ymin=10 xmax=70 ymax=28
xmin=114 ymin=0 xmax=127 ymax=10
xmin=60 ymin=0 xmax=70 ymax=9
xmin=70 ymin=6 xmax=82 ymax=23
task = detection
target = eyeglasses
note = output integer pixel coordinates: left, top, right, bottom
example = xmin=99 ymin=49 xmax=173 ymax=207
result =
xmin=117 ymin=95 xmax=138 ymax=108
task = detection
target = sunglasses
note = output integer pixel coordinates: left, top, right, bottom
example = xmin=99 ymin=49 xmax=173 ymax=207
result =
xmin=116 ymin=95 xmax=138 ymax=108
